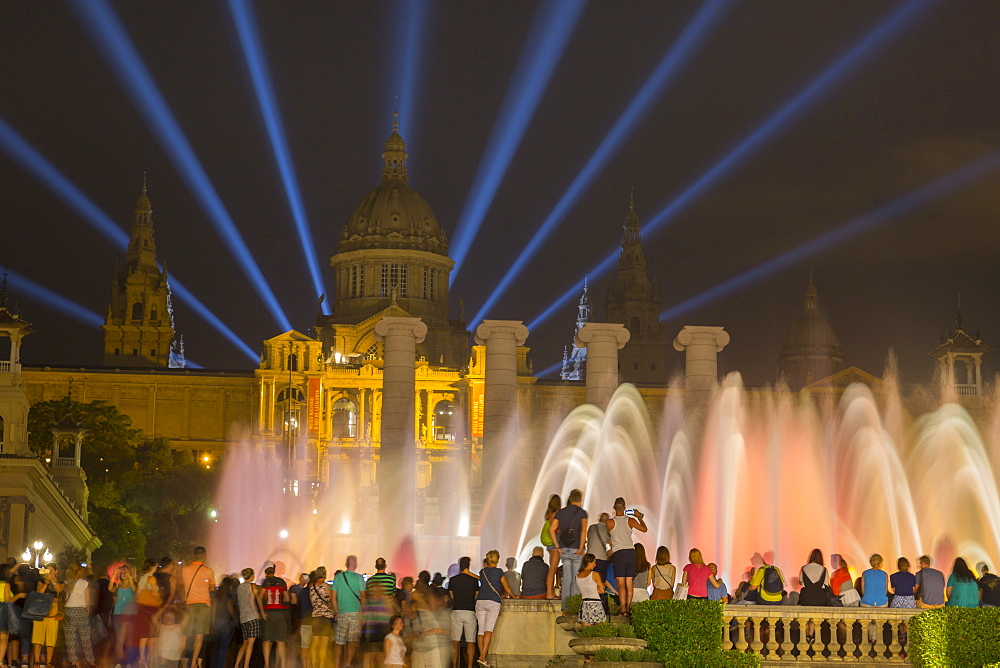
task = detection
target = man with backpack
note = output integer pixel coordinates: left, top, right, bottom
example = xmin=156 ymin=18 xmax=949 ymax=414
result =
xmin=548 ymin=488 xmax=588 ymax=610
xmin=748 ymin=559 xmax=786 ymax=605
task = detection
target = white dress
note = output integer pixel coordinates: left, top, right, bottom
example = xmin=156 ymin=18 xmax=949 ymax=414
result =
xmin=384 ymin=632 xmax=406 ymax=665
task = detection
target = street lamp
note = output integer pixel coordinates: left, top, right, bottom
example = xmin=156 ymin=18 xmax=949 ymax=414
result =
xmin=23 ymin=540 xmax=53 ymax=568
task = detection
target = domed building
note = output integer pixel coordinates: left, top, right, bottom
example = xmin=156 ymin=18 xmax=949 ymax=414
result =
xmin=777 ymin=274 xmax=845 ymax=390
xmin=321 ymin=114 xmax=468 ymax=367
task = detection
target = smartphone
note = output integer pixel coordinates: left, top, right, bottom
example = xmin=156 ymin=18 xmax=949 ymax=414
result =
xmin=624 ymin=509 xmax=636 ymax=516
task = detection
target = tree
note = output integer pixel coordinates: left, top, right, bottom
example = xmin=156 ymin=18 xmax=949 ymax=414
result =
xmin=27 ymin=399 xmax=219 ymax=566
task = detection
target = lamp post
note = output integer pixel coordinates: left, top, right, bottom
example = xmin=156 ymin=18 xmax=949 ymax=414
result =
xmin=22 ymin=540 xmax=53 ymax=568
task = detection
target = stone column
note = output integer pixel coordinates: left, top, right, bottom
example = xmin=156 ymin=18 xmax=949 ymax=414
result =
xmin=576 ymin=323 xmax=630 ymax=409
xmin=474 ymin=320 xmax=529 ymax=507
xmin=374 ymin=316 xmax=427 ymax=562
xmin=673 ymin=326 xmax=730 ymax=422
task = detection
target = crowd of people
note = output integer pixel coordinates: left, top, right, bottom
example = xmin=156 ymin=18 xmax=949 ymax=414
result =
xmin=538 ymin=489 xmax=1000 ymax=625
xmin=3 ymin=489 xmax=999 ymax=668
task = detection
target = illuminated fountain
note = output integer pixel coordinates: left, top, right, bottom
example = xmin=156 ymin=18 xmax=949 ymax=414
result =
xmin=513 ymin=375 xmax=1000 ymax=587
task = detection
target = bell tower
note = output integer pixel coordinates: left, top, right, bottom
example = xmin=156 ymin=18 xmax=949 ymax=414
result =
xmin=604 ymin=191 xmax=671 ymax=384
xmin=102 ymin=177 xmax=174 ymax=367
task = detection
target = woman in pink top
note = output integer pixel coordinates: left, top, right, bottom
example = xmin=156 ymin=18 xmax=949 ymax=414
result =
xmin=681 ymin=548 xmax=713 ymax=600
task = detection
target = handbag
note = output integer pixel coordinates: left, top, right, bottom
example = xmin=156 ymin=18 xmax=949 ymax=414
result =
xmin=90 ymin=614 xmax=108 ymax=645
xmin=673 ymin=583 xmax=689 ymax=601
xmin=22 ymin=591 xmax=55 ymax=620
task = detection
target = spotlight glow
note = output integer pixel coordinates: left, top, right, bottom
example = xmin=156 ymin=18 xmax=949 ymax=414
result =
xmin=0 ymin=116 xmax=258 ymax=362
xmin=226 ymin=0 xmax=328 ymax=310
xmin=5 ymin=269 xmax=103 ymax=327
xmin=68 ymin=0 xmax=292 ymax=331
xmin=660 ymin=147 xmax=1000 ymax=321
xmin=390 ymin=0 xmax=428 ymax=143
xmin=472 ymin=0 xmax=731 ymax=325
xmin=537 ymin=361 xmax=563 ymax=379
xmin=528 ymin=0 xmax=934 ymax=332
xmin=449 ymin=0 xmax=587 ymax=281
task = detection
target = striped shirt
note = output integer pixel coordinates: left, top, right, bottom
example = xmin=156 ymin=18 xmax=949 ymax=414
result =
xmin=366 ymin=572 xmax=396 ymax=599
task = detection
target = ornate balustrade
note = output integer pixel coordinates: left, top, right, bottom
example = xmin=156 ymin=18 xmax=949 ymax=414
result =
xmin=723 ymin=605 xmax=921 ymax=664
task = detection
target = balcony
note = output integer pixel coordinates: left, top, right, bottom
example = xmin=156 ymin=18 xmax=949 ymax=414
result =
xmin=722 ymin=604 xmax=920 ymax=663
xmin=955 ymin=383 xmax=978 ymax=396
xmin=0 ymin=361 xmax=12 ymax=372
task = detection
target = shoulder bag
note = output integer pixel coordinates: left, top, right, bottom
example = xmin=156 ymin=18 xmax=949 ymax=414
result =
xmin=23 ymin=590 xmax=54 ymax=620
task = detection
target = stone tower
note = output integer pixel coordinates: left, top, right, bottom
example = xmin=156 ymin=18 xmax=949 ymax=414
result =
xmin=929 ymin=300 xmax=992 ymax=398
xmin=604 ymin=192 xmax=671 ymax=384
xmin=777 ymin=274 xmax=845 ymax=390
xmin=560 ymin=278 xmax=591 ymax=381
xmin=0 ymin=286 xmax=33 ymax=456
xmin=102 ymin=177 xmax=174 ymax=367
xmin=321 ymin=113 xmax=468 ymax=366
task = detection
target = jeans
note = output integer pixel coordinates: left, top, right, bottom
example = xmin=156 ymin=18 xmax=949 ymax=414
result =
xmin=560 ymin=548 xmax=583 ymax=609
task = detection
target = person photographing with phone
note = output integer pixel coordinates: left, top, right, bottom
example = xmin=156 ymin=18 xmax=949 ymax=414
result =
xmin=606 ymin=498 xmax=648 ymax=615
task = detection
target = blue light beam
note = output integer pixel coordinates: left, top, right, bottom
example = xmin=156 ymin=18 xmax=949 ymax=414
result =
xmin=528 ymin=0 xmax=934 ymax=332
xmin=471 ymin=0 xmax=732 ymax=326
xmin=226 ymin=0 xmax=328 ymax=310
xmin=68 ymin=0 xmax=292 ymax=331
xmin=660 ymin=148 xmax=1000 ymax=321
xmin=449 ymin=0 xmax=587 ymax=282
xmin=0 ymin=116 xmax=259 ymax=362
xmin=390 ymin=0 xmax=427 ymax=141
xmin=5 ymin=269 xmax=104 ymax=328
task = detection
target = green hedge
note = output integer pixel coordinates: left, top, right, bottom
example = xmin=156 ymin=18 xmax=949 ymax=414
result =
xmin=630 ymin=600 xmax=758 ymax=667
xmin=910 ymin=607 xmax=1000 ymax=667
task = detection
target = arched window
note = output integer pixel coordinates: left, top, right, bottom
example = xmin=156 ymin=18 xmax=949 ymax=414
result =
xmin=365 ymin=343 xmax=379 ymax=360
xmin=332 ymin=398 xmax=358 ymax=439
xmin=286 ymin=353 xmax=298 ymax=371
xmin=149 ymin=306 xmax=158 ymax=321
xmin=433 ymin=400 xmax=456 ymax=442
xmin=276 ymin=387 xmax=305 ymax=435
xmin=131 ymin=302 xmax=144 ymax=320
xmin=629 ymin=316 xmax=640 ymax=333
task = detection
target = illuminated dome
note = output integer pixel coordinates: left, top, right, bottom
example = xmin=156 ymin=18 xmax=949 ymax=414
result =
xmin=777 ymin=275 xmax=845 ymax=389
xmin=338 ymin=114 xmax=448 ymax=256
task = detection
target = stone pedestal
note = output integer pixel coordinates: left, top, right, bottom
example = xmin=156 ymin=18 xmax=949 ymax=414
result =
xmin=673 ymin=325 xmax=730 ymax=427
xmin=374 ymin=316 xmax=427 ymax=562
xmin=575 ymin=323 xmax=630 ymax=409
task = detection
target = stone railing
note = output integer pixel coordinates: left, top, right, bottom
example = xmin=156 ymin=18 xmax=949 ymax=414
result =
xmin=723 ymin=604 xmax=921 ymax=664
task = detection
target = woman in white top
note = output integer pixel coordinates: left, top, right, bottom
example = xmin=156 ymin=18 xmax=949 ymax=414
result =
xmin=63 ymin=564 xmax=96 ymax=667
xmin=383 ymin=615 xmax=406 ymax=666
xmin=632 ymin=543 xmax=651 ymax=603
xmin=577 ymin=554 xmax=607 ymax=626
xmin=650 ymin=546 xmax=676 ymax=600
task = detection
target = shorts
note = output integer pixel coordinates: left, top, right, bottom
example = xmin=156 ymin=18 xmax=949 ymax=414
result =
xmin=612 ymin=548 xmax=637 ymax=579
xmin=546 ymin=545 xmax=560 ymax=551
xmin=475 ymin=600 xmax=501 ymax=634
xmin=184 ymin=602 xmax=212 ymax=636
xmin=32 ymin=616 xmax=59 ymax=646
xmin=299 ymin=618 xmax=313 ymax=648
xmin=450 ymin=609 xmax=476 ymax=642
xmin=335 ymin=612 xmax=361 ymax=645
xmin=263 ymin=609 xmax=290 ymax=642
xmin=241 ymin=618 xmax=261 ymax=639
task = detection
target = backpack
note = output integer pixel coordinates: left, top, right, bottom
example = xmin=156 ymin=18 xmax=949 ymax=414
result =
xmin=540 ymin=520 xmax=553 ymax=547
xmin=762 ymin=565 xmax=784 ymax=594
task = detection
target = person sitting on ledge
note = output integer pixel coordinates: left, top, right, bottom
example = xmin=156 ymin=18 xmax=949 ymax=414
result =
xmin=519 ymin=547 xmax=548 ymax=600
xmin=915 ymin=555 xmax=945 ymax=609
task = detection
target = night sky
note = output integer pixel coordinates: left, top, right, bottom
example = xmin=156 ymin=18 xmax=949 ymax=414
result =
xmin=2 ymin=1 xmax=999 ymax=388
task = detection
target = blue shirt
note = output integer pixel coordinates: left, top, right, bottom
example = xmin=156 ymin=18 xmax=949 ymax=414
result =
xmin=890 ymin=571 xmax=916 ymax=597
xmin=861 ymin=569 xmax=888 ymax=606
xmin=707 ymin=579 xmax=729 ymax=602
xmin=478 ymin=567 xmax=504 ymax=603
